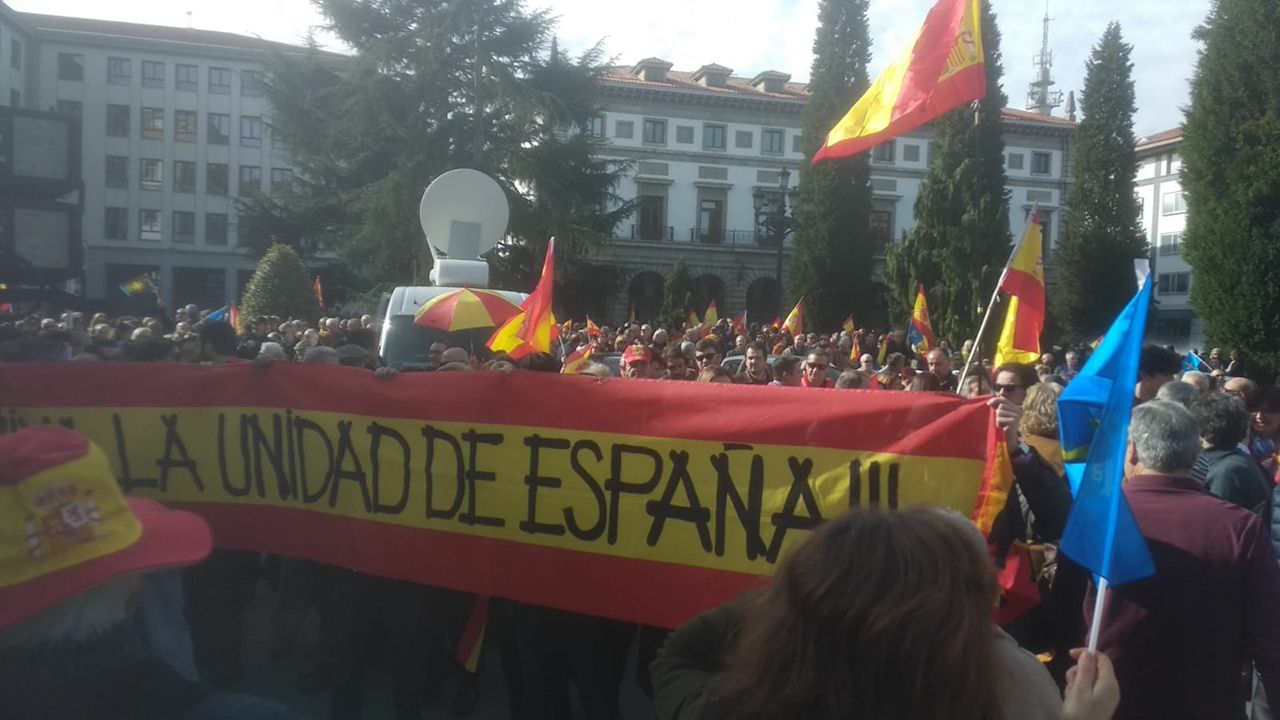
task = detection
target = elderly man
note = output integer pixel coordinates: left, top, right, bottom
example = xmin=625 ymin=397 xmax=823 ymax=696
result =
xmin=1223 ymin=376 xmax=1260 ymax=410
xmin=926 ymin=348 xmax=958 ymax=393
xmin=1091 ymin=400 xmax=1280 ymax=719
xmin=621 ymin=344 xmax=656 ymax=379
xmin=726 ymin=334 xmax=748 ymax=358
xmin=0 ymin=427 xmax=296 ymax=718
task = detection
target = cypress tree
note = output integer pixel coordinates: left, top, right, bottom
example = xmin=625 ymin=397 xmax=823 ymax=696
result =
xmin=240 ymin=244 xmax=320 ymax=322
xmin=883 ymin=3 xmax=1011 ymax=347
xmin=1182 ymin=0 xmax=1280 ymax=378
xmin=790 ymin=0 xmax=873 ymax=332
xmin=658 ymin=260 xmax=694 ymax=331
xmin=1054 ymin=23 xmax=1147 ymax=340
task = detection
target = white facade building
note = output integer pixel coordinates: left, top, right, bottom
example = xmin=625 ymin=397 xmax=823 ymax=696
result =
xmin=6 ymin=8 xmax=328 ymax=310
xmin=596 ymin=59 xmax=1076 ymax=326
xmin=1134 ymin=128 xmax=1200 ymax=349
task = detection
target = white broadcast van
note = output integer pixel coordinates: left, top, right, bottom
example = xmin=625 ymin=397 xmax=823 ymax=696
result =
xmin=377 ymin=169 xmax=527 ymax=370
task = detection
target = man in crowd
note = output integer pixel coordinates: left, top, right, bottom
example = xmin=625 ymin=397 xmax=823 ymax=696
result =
xmin=693 ymin=338 xmax=721 ymax=375
xmin=1094 ymin=400 xmax=1280 ymax=718
xmin=726 ymin=335 xmax=748 ymax=358
xmin=737 ymin=341 xmax=773 ymax=385
xmin=621 ymin=344 xmax=656 ymax=379
xmin=801 ymin=351 xmax=832 ymax=388
xmin=770 ymin=356 xmax=803 ymax=387
xmin=926 ymin=348 xmax=958 ymax=393
xmin=1190 ymin=393 xmax=1271 ymax=518
xmin=1136 ymin=344 xmax=1182 ymax=403
xmin=663 ymin=347 xmax=691 ymax=381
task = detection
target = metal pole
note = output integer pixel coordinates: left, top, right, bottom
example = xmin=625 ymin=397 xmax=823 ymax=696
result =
xmin=954 ymin=282 xmax=1003 ymax=394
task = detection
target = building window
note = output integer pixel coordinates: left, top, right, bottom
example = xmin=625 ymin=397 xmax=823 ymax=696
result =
xmin=140 ymin=159 xmax=164 ymax=190
xmin=209 ymin=67 xmax=231 ymax=94
xmin=1031 ymin=151 xmax=1052 ymax=175
xmin=1037 ymin=210 xmax=1053 ymax=260
xmin=675 ymin=125 xmax=694 ymax=144
xmin=174 ymin=160 xmax=197 ymax=193
xmin=106 ymin=156 xmax=129 ymax=188
xmin=1136 ymin=194 xmax=1144 ymax=219
xmin=141 ymin=107 xmax=164 ymax=140
xmin=762 ymin=129 xmax=785 ymax=155
xmin=206 ymin=213 xmax=229 ymax=245
xmin=792 ymin=135 xmax=803 ymax=154
xmin=240 ymin=116 xmax=263 ymax=147
xmin=142 ymin=61 xmax=165 ymax=88
xmin=270 ymin=168 xmax=293 ymax=191
xmin=104 ymin=207 xmax=128 ymax=241
xmin=642 ymin=118 xmax=666 ymax=145
xmin=585 ymin=115 xmax=605 ymax=138
xmin=869 ymin=208 xmax=893 ymax=254
xmin=902 ymin=143 xmax=921 ymax=163
xmin=56 ymin=100 xmax=82 ymax=116
xmin=1157 ymin=272 xmax=1190 ymax=295
xmin=703 ymin=124 xmax=726 ymax=150
xmin=207 ymin=163 xmax=229 ymax=195
xmin=106 ymin=105 xmax=130 ymax=137
xmin=735 ymin=130 xmax=753 ymax=149
xmin=1162 ymin=191 xmax=1188 ymax=215
xmin=175 ymin=110 xmax=197 ymax=143
xmin=207 ymin=113 xmax=231 ymax=145
xmin=57 ymin=53 xmax=84 ymax=81
xmin=241 ymin=70 xmax=265 ymax=97
xmin=10 ymin=38 xmax=20 ymax=70
xmin=108 ymin=57 xmax=131 ymax=85
xmin=139 ymin=209 xmax=162 ymax=241
xmin=1007 ymin=152 xmax=1025 ymax=170
xmin=176 ymin=63 xmax=198 ymax=92
xmin=637 ymin=195 xmax=666 ymax=241
xmin=173 ymin=211 xmax=196 ymax=243
xmin=872 ymin=142 xmax=895 ymax=163
xmin=238 ymin=165 xmax=262 ymax=195
xmin=697 ymin=199 xmax=725 ymax=243
xmin=1159 ymin=232 xmax=1182 ymax=255
xmin=614 ymin=120 xmax=634 ymax=139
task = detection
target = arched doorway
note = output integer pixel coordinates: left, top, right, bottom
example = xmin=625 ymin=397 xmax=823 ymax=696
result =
xmin=691 ymin=273 xmax=725 ymax=319
xmin=746 ymin=276 xmax=780 ymax=325
xmin=628 ymin=271 xmax=665 ymax=323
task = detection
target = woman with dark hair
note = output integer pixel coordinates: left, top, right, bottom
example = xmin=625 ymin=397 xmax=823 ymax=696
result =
xmin=652 ymin=508 xmax=1118 ymax=720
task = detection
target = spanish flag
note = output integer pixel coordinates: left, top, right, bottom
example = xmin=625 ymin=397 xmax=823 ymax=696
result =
xmin=586 ymin=316 xmax=601 ymax=339
xmin=561 ymin=344 xmax=593 ymax=374
xmin=455 ymin=595 xmax=490 ymax=674
xmin=813 ymin=0 xmax=985 ymax=163
xmin=907 ymin=285 xmax=936 ymax=354
xmin=704 ymin=300 xmax=719 ymax=327
xmin=687 ymin=308 xmax=700 ymax=329
xmin=489 ymin=240 xmax=558 ymax=358
xmin=118 ymin=273 xmax=156 ymax=297
xmin=313 ymin=276 xmax=325 ymax=309
xmin=732 ymin=310 xmax=747 ymax=335
xmin=993 ymin=212 xmax=1045 ymax=366
xmin=783 ymin=297 xmax=805 ymax=336
xmin=842 ymin=315 xmax=856 ymax=335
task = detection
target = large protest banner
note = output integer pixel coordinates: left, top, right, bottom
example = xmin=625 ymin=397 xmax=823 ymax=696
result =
xmin=0 ymin=363 xmax=1007 ymax=628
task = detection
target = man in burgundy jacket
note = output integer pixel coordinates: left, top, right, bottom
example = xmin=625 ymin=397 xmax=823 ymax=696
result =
xmin=1088 ymin=400 xmax=1280 ymax=718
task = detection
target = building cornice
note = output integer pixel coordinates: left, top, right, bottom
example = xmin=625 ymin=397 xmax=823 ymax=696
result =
xmin=600 ymin=83 xmax=806 ymax=114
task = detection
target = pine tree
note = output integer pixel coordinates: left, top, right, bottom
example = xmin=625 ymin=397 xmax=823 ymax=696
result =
xmin=1182 ymin=0 xmax=1280 ymax=378
xmin=1053 ymin=24 xmax=1147 ymax=340
xmin=240 ymin=244 xmax=320 ymax=322
xmin=658 ymin=261 xmax=694 ymax=331
xmin=254 ymin=0 xmax=630 ymax=288
xmin=789 ymin=0 xmax=873 ymax=332
xmin=883 ymin=3 xmax=1011 ymax=347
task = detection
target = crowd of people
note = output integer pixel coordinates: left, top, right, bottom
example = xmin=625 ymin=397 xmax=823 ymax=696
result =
xmin=3 ymin=303 xmax=1280 ymax=719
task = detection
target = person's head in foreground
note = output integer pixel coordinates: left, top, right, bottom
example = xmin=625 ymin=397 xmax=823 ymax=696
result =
xmin=0 ymin=426 xmax=295 ymax=718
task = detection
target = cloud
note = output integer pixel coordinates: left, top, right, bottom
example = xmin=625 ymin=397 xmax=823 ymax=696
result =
xmin=15 ymin=0 xmax=1202 ymax=134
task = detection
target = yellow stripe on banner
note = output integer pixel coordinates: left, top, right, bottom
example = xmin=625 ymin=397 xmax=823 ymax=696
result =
xmin=823 ymin=27 xmax=922 ymax=149
xmin=8 ymin=407 xmax=989 ymax=577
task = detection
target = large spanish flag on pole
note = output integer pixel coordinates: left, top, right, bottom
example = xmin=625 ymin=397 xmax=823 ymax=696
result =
xmin=993 ymin=211 xmax=1046 ymax=366
xmin=782 ymin=296 xmax=805 ymax=336
xmin=813 ymin=0 xmax=985 ymax=163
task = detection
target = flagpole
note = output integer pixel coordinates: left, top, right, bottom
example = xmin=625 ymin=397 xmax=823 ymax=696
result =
xmin=954 ymin=202 xmax=1039 ymax=394
xmin=1087 ymin=577 xmax=1109 ymax=652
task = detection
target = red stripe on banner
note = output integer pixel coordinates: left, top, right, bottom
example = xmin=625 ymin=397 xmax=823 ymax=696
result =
xmin=185 ymin=502 xmax=769 ymax=630
xmin=999 ymin=268 xmax=1046 ymax=316
xmin=0 ymin=364 xmax=992 ymax=461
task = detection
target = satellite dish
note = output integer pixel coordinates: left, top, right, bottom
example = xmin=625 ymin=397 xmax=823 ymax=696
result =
xmin=419 ymin=169 xmax=509 ymax=262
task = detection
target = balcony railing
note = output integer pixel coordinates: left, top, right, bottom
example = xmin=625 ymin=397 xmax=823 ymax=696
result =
xmin=631 ymin=224 xmax=674 ymax=242
xmin=690 ymin=228 xmax=778 ymax=247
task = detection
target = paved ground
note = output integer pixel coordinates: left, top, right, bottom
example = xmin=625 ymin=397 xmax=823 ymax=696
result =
xmin=232 ymin=583 xmax=657 ymax=720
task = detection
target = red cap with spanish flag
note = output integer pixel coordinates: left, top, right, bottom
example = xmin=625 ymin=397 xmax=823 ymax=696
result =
xmin=0 ymin=426 xmax=213 ymax=631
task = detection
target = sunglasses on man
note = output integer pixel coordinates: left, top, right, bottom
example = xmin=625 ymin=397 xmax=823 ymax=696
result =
xmin=807 ymin=362 xmax=829 ymax=371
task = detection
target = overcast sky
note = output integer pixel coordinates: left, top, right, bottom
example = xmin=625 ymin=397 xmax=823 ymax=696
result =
xmin=19 ymin=0 xmax=1205 ymax=136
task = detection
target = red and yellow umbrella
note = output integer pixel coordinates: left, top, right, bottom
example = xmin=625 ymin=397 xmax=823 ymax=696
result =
xmin=414 ymin=288 xmax=521 ymax=332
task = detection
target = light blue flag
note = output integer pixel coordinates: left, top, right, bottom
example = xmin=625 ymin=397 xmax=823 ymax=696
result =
xmin=1056 ymin=277 xmax=1156 ymax=586
xmin=206 ymin=306 xmax=229 ymax=322
xmin=1181 ymin=352 xmax=1207 ymax=373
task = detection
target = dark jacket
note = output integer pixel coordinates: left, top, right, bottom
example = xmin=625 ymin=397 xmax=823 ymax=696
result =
xmin=1202 ymin=447 xmax=1272 ymax=520
xmin=1089 ymin=474 xmax=1280 ymax=719
xmin=0 ymin=621 xmax=296 ymax=720
xmin=990 ymin=446 xmax=1073 ymax=559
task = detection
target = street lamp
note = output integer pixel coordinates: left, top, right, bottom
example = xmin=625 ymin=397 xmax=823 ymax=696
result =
xmin=773 ymin=167 xmax=792 ymax=311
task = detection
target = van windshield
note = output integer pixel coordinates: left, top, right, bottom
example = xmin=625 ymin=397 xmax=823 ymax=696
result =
xmin=380 ymin=315 xmax=499 ymax=370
